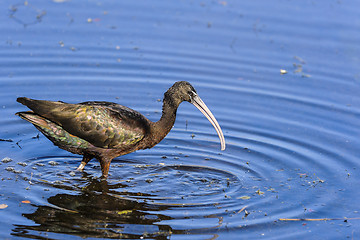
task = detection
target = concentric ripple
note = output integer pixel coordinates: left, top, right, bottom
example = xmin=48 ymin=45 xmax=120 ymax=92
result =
xmin=3 ymin=49 xmax=360 ymax=238
xmin=3 ymin=69 xmax=360 ymax=238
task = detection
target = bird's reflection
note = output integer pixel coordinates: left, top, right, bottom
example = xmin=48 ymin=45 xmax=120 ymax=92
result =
xmin=12 ymin=178 xmax=177 ymax=239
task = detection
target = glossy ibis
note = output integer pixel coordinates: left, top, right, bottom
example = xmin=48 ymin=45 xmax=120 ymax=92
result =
xmin=16 ymin=81 xmax=225 ymax=178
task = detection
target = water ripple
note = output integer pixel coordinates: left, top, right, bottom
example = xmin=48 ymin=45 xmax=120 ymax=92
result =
xmin=2 ymin=1 xmax=360 ymax=238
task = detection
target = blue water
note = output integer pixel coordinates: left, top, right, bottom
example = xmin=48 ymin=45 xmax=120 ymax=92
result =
xmin=1 ymin=0 xmax=360 ymax=239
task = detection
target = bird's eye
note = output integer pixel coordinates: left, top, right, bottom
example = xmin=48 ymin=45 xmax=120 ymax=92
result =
xmin=188 ymin=91 xmax=196 ymax=97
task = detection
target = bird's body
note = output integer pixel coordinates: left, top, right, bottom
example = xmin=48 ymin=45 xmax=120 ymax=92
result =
xmin=16 ymin=81 xmax=225 ymax=178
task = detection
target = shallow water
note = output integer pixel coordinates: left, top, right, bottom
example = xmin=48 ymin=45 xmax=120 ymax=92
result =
xmin=1 ymin=0 xmax=360 ymax=239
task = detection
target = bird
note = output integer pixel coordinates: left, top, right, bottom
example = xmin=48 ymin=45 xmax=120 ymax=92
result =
xmin=16 ymin=81 xmax=225 ymax=178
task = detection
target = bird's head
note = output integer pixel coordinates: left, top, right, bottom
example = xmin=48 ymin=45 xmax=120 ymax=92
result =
xmin=165 ymin=81 xmax=197 ymax=103
xmin=165 ymin=81 xmax=226 ymax=151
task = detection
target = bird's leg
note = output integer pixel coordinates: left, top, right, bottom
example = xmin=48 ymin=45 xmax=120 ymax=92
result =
xmin=76 ymin=154 xmax=92 ymax=171
xmin=99 ymin=157 xmax=112 ymax=179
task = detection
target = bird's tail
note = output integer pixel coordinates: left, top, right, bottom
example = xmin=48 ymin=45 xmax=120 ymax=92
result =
xmin=15 ymin=111 xmax=51 ymax=130
xmin=17 ymin=97 xmax=63 ymax=116
xmin=17 ymin=97 xmax=38 ymax=110
xmin=16 ymin=111 xmax=90 ymax=153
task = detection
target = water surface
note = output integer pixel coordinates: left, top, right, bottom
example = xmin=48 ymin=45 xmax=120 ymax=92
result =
xmin=1 ymin=0 xmax=360 ymax=239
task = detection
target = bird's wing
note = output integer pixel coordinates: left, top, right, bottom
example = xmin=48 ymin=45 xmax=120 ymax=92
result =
xmin=18 ymin=98 xmax=148 ymax=149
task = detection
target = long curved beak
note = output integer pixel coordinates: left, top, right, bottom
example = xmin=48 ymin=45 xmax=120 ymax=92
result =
xmin=190 ymin=93 xmax=226 ymax=151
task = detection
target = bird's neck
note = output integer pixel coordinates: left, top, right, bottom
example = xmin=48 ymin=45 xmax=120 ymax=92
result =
xmin=150 ymin=95 xmax=179 ymax=146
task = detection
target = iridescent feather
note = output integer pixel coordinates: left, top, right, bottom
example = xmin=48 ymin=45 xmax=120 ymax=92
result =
xmin=16 ymin=81 xmax=226 ymax=178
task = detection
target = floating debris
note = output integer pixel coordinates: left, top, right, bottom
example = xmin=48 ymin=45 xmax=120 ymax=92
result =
xmin=317 ymin=177 xmax=325 ymax=183
xmin=256 ymin=189 xmax=264 ymax=195
xmin=293 ymin=56 xmax=311 ymax=77
xmin=280 ymin=69 xmax=288 ymax=74
xmin=5 ymin=167 xmax=22 ymax=174
xmin=32 ymin=134 xmax=40 ymax=139
xmin=0 ymin=204 xmax=8 ymax=209
xmin=1 ymin=157 xmax=12 ymax=163
xmin=244 ymin=210 xmax=250 ymax=217
xmin=48 ymin=161 xmax=59 ymax=166
xmin=237 ymin=196 xmax=251 ymax=200
xmin=17 ymin=162 xmax=27 ymax=167
xmin=16 ymin=140 xmax=22 ymax=149
xmin=0 ymin=139 xmax=13 ymax=142
xmin=5 ymin=167 xmax=15 ymax=172
xmin=236 ymin=205 xmax=248 ymax=215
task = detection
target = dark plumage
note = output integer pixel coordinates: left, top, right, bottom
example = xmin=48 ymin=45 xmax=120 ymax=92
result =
xmin=16 ymin=81 xmax=225 ymax=178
